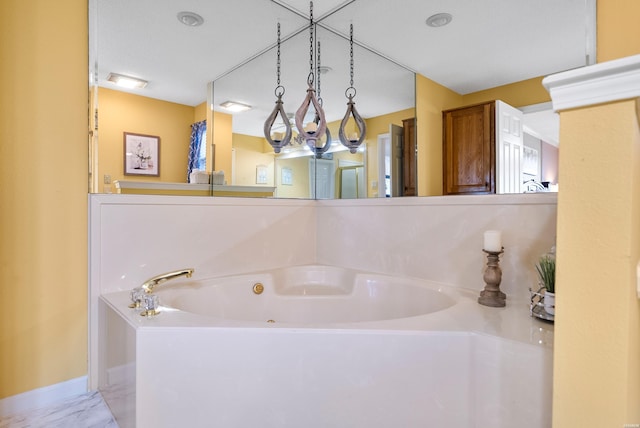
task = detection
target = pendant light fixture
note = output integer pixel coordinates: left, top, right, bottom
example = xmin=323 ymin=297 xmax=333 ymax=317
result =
xmin=292 ymin=28 xmax=332 ymax=156
xmin=264 ymin=23 xmax=292 ymax=153
xmin=294 ymin=1 xmax=328 ymax=153
xmin=338 ymin=24 xmax=366 ymax=153
xmin=309 ymin=39 xmax=332 ymax=157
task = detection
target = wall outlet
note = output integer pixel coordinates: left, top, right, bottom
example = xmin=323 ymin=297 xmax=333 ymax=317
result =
xmin=104 ymin=174 xmax=111 ymax=184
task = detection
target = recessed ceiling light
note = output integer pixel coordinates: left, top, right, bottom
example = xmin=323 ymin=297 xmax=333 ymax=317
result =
xmin=220 ymin=101 xmax=252 ymax=113
xmin=106 ymin=73 xmax=148 ymax=89
xmin=318 ymin=66 xmax=332 ymax=75
xmin=426 ymin=13 xmax=453 ymax=28
xmin=177 ymin=11 xmax=204 ymax=27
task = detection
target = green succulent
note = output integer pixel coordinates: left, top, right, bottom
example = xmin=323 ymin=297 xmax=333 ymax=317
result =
xmin=535 ymin=254 xmax=556 ymax=293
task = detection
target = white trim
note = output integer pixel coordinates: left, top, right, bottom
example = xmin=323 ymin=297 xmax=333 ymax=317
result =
xmin=543 ymin=54 xmax=640 ymax=112
xmin=316 ymin=192 xmax=557 ymax=207
xmin=519 ymin=102 xmax=553 ymax=114
xmin=0 ymin=376 xmax=87 ymax=417
xmin=114 ymin=180 xmax=276 ymax=194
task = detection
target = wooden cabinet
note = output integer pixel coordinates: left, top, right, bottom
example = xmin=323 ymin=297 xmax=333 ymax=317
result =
xmin=402 ymin=118 xmax=417 ymax=196
xmin=443 ymin=102 xmax=495 ymax=195
xmin=443 ymin=100 xmax=524 ymax=195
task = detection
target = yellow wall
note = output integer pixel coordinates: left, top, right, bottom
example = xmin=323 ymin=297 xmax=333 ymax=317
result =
xmin=415 ymin=74 xmax=464 ymax=196
xmin=0 ymin=0 xmax=88 ymax=398
xmin=275 ymin=157 xmax=311 ymax=198
xmin=98 ymin=88 xmax=196 ymax=191
xmin=194 ymin=102 xmax=207 ymax=123
xmin=553 ymin=100 xmax=640 ymax=427
xmin=212 ymin=111 xmax=233 ymax=177
xmin=460 ymin=76 xmax=551 ymax=107
xmin=97 ymin=88 xmax=218 ymax=192
xmin=232 ymin=134 xmax=275 ymax=186
xmin=596 ymin=0 xmax=640 ymax=62
xmin=552 ymin=1 xmax=640 ymax=426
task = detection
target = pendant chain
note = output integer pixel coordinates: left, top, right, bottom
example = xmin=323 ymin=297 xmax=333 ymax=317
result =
xmin=276 ymin=23 xmax=281 ymax=86
xmin=349 ymin=24 xmax=354 ymax=88
xmin=317 ymin=40 xmax=322 ymax=103
xmin=307 ymin=1 xmax=315 ymax=86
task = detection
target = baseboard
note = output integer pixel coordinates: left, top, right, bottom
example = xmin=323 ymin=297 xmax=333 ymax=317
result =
xmin=0 ymin=376 xmax=88 ymax=417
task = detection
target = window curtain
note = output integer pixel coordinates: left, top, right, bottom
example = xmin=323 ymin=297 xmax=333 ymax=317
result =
xmin=187 ymin=120 xmax=206 ymax=180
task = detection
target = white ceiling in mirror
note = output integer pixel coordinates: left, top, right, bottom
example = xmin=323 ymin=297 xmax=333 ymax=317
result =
xmin=96 ymin=0 xmax=595 ymax=108
xmin=319 ymin=0 xmax=595 ymax=94
xmin=522 ymin=104 xmax=560 ymax=147
xmin=96 ymin=0 xmax=307 ymax=106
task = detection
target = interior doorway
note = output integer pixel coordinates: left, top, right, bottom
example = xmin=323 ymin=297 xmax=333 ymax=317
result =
xmin=377 ymin=124 xmax=403 ymax=197
xmin=309 ymin=158 xmax=335 ymax=199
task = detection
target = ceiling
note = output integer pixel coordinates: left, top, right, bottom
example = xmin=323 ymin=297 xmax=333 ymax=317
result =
xmin=93 ymin=0 xmax=595 ymax=145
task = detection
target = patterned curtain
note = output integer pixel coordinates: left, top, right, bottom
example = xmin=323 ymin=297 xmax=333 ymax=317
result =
xmin=187 ymin=120 xmax=206 ymax=180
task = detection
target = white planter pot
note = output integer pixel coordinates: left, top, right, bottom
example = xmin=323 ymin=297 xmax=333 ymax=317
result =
xmin=544 ymin=291 xmax=555 ymax=315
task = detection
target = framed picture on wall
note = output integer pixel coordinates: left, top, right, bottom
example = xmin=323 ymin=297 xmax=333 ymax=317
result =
xmin=124 ymin=132 xmax=160 ymax=176
xmin=522 ymin=146 xmax=539 ymax=177
xmin=282 ymin=167 xmax=293 ymax=185
xmin=256 ymin=165 xmax=268 ymax=184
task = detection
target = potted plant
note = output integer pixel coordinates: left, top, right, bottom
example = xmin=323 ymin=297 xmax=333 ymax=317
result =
xmin=535 ymin=253 xmax=556 ymax=315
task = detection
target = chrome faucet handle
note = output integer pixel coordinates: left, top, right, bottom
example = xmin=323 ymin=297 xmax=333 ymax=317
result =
xmin=128 ymin=287 xmax=145 ymax=309
xmin=140 ymin=294 xmax=160 ymax=317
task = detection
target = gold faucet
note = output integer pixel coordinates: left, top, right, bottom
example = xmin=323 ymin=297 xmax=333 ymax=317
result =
xmin=129 ymin=268 xmax=195 ymax=312
xmin=141 ymin=268 xmax=194 ymax=293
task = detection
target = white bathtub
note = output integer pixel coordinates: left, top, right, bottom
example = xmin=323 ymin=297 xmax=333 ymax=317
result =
xmin=157 ymin=265 xmax=456 ymax=324
xmin=97 ymin=265 xmax=553 ymax=428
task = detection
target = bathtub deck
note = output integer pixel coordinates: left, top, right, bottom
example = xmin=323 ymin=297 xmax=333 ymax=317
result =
xmin=97 ymin=285 xmax=553 ymax=428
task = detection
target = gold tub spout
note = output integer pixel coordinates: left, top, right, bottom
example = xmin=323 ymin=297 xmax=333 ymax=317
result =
xmin=141 ymin=268 xmax=194 ymax=293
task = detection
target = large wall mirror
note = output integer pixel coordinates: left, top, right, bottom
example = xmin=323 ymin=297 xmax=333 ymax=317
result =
xmin=90 ymin=0 xmax=595 ymax=199
xmin=211 ymin=21 xmax=415 ymax=199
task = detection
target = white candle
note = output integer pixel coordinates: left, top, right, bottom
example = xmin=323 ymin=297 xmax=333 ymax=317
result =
xmin=272 ymin=132 xmax=284 ymax=142
xmin=484 ymin=230 xmax=502 ymax=252
xmin=304 ymin=122 xmax=318 ymax=133
xmin=348 ymin=132 xmax=359 ymax=142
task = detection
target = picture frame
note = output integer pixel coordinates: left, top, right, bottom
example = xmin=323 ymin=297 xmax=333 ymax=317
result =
xmin=281 ymin=167 xmax=293 ymax=185
xmin=256 ymin=165 xmax=268 ymax=184
xmin=522 ymin=146 xmax=539 ymax=177
xmin=124 ymin=132 xmax=160 ymax=176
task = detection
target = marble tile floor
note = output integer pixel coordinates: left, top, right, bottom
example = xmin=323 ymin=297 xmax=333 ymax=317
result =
xmin=0 ymin=391 xmax=118 ymax=428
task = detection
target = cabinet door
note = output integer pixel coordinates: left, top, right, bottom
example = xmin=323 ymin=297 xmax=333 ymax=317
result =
xmin=402 ymin=118 xmax=417 ymax=196
xmin=443 ymin=102 xmax=495 ymax=194
xmin=496 ymin=100 xmax=524 ymax=194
